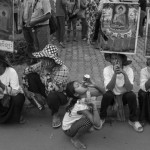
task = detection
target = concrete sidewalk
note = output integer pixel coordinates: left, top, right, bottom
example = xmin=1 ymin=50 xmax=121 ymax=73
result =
xmin=1 ymin=30 xmax=149 ymax=150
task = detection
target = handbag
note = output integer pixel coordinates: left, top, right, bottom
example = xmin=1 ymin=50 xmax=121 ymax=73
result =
xmin=49 ymin=15 xmax=58 ymax=35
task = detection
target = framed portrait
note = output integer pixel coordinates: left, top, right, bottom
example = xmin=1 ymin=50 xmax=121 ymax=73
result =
xmin=145 ymin=9 xmax=150 ymax=57
xmin=0 ymin=0 xmax=14 ymax=52
xmin=100 ymin=2 xmax=140 ymax=55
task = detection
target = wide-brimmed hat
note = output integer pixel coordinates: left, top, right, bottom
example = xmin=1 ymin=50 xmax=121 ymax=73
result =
xmin=0 ymin=53 xmax=11 ymax=67
xmin=32 ymin=44 xmax=63 ymax=65
xmin=104 ymin=53 xmax=132 ymax=66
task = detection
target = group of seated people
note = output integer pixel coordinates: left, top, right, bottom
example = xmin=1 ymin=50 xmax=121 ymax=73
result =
xmin=0 ymin=44 xmax=150 ymax=149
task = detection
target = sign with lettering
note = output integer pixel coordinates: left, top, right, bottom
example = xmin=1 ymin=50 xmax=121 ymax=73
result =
xmin=145 ymin=9 xmax=150 ymax=57
xmin=100 ymin=2 xmax=140 ymax=55
xmin=0 ymin=0 xmax=14 ymax=52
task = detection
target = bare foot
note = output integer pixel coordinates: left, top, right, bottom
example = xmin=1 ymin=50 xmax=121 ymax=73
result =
xmin=71 ymin=138 xmax=87 ymax=149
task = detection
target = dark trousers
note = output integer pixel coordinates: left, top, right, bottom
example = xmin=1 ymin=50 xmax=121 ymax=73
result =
xmin=56 ymin=16 xmax=65 ymax=43
xmin=0 ymin=93 xmax=25 ymax=123
xmin=47 ymin=91 xmax=68 ymax=116
xmin=14 ymin=13 xmax=18 ymax=32
xmin=100 ymin=90 xmax=138 ymax=122
xmin=26 ymin=73 xmax=68 ymax=115
xmin=81 ymin=18 xmax=88 ymax=39
xmin=26 ymin=73 xmax=46 ymax=98
xmin=67 ymin=18 xmax=77 ymax=37
xmin=139 ymin=10 xmax=146 ymax=37
xmin=92 ymin=13 xmax=108 ymax=42
xmin=23 ymin=26 xmax=36 ymax=55
xmin=138 ymin=89 xmax=150 ymax=122
xmin=34 ymin=25 xmax=50 ymax=51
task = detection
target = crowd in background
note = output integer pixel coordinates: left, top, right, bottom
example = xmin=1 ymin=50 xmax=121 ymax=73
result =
xmin=13 ymin=0 xmax=147 ymax=52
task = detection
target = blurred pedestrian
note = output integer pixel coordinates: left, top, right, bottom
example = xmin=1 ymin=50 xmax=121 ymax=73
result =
xmin=18 ymin=0 xmax=51 ymax=57
xmin=56 ymin=0 xmax=69 ymax=48
xmin=138 ymin=58 xmax=150 ymax=126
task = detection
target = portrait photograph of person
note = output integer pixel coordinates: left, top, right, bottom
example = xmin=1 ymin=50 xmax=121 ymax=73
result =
xmin=100 ymin=2 xmax=140 ymax=54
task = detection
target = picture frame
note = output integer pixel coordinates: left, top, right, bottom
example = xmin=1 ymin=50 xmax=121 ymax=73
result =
xmin=145 ymin=8 xmax=150 ymax=57
xmin=100 ymin=2 xmax=140 ymax=55
xmin=0 ymin=0 xmax=14 ymax=52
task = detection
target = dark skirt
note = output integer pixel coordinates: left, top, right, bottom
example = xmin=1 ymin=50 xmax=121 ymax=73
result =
xmin=0 ymin=93 xmax=25 ymax=123
xmin=138 ymin=89 xmax=150 ymax=123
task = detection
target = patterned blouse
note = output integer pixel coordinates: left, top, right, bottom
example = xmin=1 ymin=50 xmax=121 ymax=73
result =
xmin=22 ymin=62 xmax=69 ymax=95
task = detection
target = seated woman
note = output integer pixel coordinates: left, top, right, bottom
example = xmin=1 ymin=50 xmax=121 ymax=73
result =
xmin=0 ymin=54 xmax=25 ymax=124
xmin=138 ymin=58 xmax=150 ymax=126
xmin=22 ymin=44 xmax=69 ymax=128
xmin=62 ymin=79 xmax=105 ymax=149
xmin=100 ymin=53 xmax=143 ymax=132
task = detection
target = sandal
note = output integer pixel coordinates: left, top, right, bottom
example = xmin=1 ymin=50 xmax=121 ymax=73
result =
xmin=52 ymin=116 xmax=61 ymax=128
xmin=128 ymin=120 xmax=143 ymax=132
xmin=94 ymin=119 xmax=105 ymax=130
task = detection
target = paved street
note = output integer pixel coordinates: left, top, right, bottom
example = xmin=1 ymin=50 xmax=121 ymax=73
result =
xmin=0 ymin=30 xmax=150 ymax=150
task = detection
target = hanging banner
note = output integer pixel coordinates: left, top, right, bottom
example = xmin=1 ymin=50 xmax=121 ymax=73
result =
xmin=145 ymin=9 xmax=150 ymax=57
xmin=0 ymin=0 xmax=14 ymax=52
xmin=100 ymin=2 xmax=140 ymax=54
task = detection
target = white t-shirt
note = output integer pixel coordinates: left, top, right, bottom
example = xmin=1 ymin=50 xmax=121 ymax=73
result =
xmin=103 ymin=65 xmax=134 ymax=95
xmin=62 ymin=102 xmax=89 ymax=130
xmin=140 ymin=67 xmax=150 ymax=92
xmin=0 ymin=67 xmax=21 ymax=95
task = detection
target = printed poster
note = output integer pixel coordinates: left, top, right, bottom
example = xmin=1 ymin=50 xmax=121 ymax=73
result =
xmin=100 ymin=2 xmax=140 ymax=54
xmin=0 ymin=0 xmax=14 ymax=52
xmin=145 ymin=9 xmax=150 ymax=57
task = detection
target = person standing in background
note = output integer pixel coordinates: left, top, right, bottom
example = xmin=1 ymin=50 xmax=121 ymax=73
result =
xmin=18 ymin=0 xmax=35 ymax=58
xmin=18 ymin=0 xmax=51 ymax=57
xmin=78 ymin=0 xmax=88 ymax=41
xmin=29 ymin=0 xmax=51 ymax=51
xmin=56 ymin=0 xmax=69 ymax=48
xmin=138 ymin=0 xmax=147 ymax=37
xmin=66 ymin=0 xmax=80 ymax=42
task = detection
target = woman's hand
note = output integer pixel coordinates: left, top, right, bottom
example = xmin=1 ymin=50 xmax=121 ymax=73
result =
xmin=113 ymin=64 xmax=121 ymax=74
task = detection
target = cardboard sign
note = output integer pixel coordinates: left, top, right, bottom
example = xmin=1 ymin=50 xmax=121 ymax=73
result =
xmin=0 ymin=0 xmax=14 ymax=52
xmin=145 ymin=9 xmax=150 ymax=57
xmin=100 ymin=2 xmax=140 ymax=55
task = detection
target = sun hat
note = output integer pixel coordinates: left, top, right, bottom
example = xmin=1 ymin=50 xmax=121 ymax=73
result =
xmin=32 ymin=44 xmax=63 ymax=65
xmin=104 ymin=53 xmax=132 ymax=66
xmin=0 ymin=53 xmax=11 ymax=67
